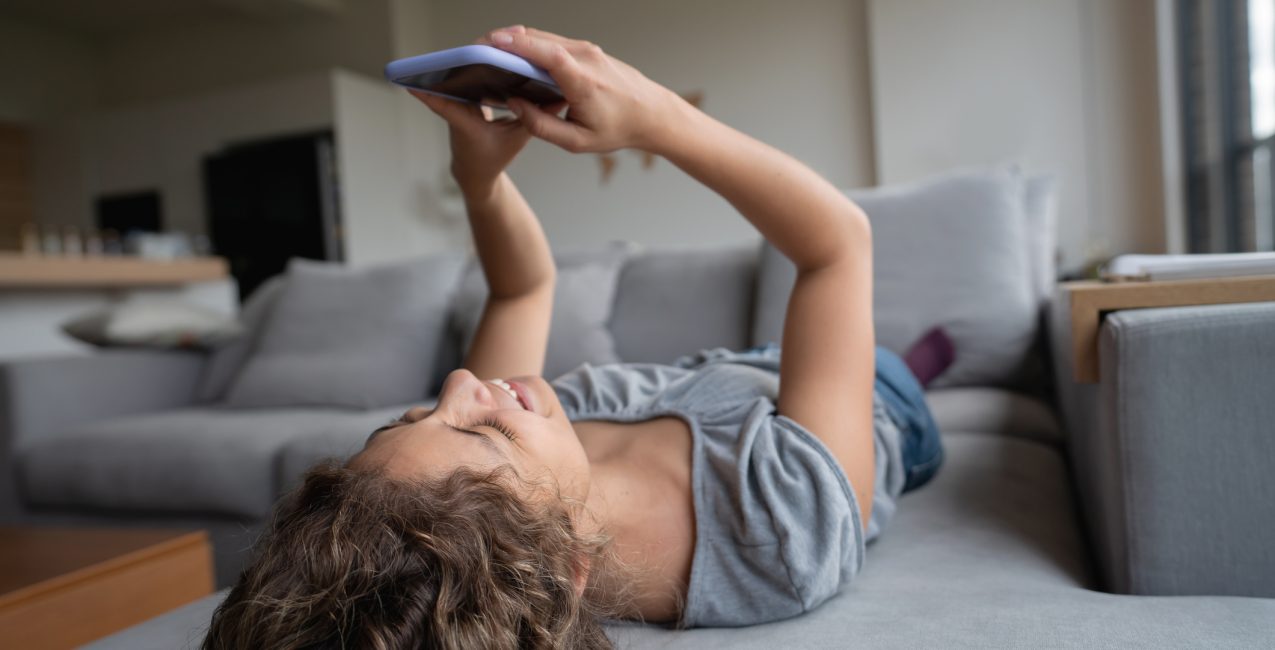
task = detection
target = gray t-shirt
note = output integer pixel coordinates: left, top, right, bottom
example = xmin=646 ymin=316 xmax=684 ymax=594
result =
xmin=551 ymin=346 xmax=905 ymax=627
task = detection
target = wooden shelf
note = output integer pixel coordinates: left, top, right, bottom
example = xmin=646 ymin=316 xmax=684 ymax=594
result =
xmin=1065 ymin=275 xmax=1275 ymax=383
xmin=0 ymin=254 xmax=228 ymax=288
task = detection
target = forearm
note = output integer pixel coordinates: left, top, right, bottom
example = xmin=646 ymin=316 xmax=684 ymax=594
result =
xmin=460 ymin=173 xmax=556 ymax=299
xmin=651 ymin=98 xmax=870 ymax=271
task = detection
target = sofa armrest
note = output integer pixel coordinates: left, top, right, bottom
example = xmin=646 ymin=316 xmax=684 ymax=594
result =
xmin=0 ymin=350 xmax=207 ymax=518
xmin=1052 ymin=296 xmax=1275 ymax=597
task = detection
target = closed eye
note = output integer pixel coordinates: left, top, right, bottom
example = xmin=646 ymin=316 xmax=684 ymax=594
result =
xmin=471 ymin=417 xmax=518 ymax=442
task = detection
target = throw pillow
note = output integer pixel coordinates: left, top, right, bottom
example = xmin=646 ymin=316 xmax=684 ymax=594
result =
xmin=1023 ymin=173 xmax=1059 ymax=305
xmin=195 ymin=276 xmax=286 ymax=403
xmin=902 ymin=327 xmax=957 ymax=388
xmin=62 ymin=300 xmax=242 ymax=349
xmin=225 ymin=255 xmax=465 ymax=409
xmin=753 ymin=165 xmax=1037 ymax=388
xmin=450 ymin=243 xmax=635 ymax=380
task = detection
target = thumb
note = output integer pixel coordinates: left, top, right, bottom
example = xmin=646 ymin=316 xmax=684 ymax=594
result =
xmin=509 ymin=98 xmax=589 ymax=152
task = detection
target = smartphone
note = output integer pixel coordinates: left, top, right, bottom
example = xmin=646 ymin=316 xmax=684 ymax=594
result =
xmin=384 ymin=44 xmax=565 ymax=108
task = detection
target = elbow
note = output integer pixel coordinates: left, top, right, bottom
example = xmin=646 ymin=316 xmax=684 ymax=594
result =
xmin=846 ymin=203 xmax=871 ymax=252
xmin=797 ymin=204 xmax=872 ymax=274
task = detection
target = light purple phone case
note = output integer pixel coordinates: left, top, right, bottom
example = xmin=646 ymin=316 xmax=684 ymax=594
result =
xmin=384 ymin=44 xmax=563 ymax=107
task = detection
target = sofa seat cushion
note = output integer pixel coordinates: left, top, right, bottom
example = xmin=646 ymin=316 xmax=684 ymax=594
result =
xmin=18 ymin=405 xmax=411 ymax=518
xmin=88 ymin=431 xmax=1275 ymax=648
xmin=926 ymin=387 xmax=1062 ymax=444
xmin=611 ymin=431 xmax=1275 ymax=647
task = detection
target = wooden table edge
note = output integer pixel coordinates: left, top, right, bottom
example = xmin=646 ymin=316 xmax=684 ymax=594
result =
xmin=0 ymin=530 xmax=210 ymax=610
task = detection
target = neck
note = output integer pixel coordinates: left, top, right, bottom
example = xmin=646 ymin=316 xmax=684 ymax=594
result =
xmin=580 ymin=459 xmax=620 ymax=539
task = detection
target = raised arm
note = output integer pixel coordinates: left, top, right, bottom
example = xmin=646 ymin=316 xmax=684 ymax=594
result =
xmin=413 ymin=89 xmax=564 ymax=380
xmin=487 ymin=26 xmax=876 ymax=522
xmin=657 ymin=110 xmax=876 ymax=526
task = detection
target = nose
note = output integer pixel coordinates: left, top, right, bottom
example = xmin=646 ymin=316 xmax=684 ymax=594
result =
xmin=439 ymin=369 xmax=498 ymax=412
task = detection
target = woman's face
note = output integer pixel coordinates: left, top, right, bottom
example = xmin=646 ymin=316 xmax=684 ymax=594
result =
xmin=351 ymin=369 xmax=591 ymax=503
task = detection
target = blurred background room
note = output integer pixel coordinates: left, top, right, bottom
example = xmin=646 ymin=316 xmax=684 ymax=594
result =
xmin=4 ymin=3 xmax=1275 ymax=647
xmin=0 ymin=0 xmax=1269 ymax=354
xmin=0 ymin=0 xmax=1203 ymax=354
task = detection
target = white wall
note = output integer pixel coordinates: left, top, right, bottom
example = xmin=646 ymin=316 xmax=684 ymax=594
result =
xmin=94 ymin=2 xmax=396 ymax=108
xmin=35 ymin=72 xmax=335 ymax=233
xmin=868 ymin=0 xmax=1165 ymax=271
xmin=12 ymin=0 xmax=1169 ymax=268
xmin=425 ymin=0 xmax=877 ymax=251
xmin=333 ymin=69 xmax=456 ymax=265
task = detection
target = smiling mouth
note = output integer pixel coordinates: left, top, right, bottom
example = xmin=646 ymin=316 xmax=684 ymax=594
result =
xmin=488 ymin=378 xmax=529 ymax=410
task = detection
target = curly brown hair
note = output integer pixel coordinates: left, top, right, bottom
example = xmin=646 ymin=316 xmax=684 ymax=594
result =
xmin=203 ymin=462 xmax=619 ymax=649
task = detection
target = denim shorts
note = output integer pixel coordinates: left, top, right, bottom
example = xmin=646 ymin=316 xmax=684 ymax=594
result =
xmin=874 ymin=347 xmax=944 ymax=493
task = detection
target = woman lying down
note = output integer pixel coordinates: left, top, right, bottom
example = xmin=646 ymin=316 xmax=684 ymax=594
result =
xmin=205 ymin=25 xmax=944 ymax=649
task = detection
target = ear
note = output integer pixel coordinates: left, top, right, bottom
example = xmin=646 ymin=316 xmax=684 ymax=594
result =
xmin=573 ymin=555 xmax=591 ymax=598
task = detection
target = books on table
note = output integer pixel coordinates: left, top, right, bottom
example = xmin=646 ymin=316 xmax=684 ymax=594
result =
xmin=1102 ymin=252 xmax=1275 ymax=282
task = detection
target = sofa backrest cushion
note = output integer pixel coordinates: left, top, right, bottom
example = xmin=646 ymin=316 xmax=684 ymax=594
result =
xmin=609 ymin=245 xmax=757 ymax=363
xmin=196 ymin=275 xmax=286 ymax=403
xmin=224 ymin=255 xmax=465 ymax=409
xmin=753 ymin=166 xmax=1039 ymax=388
xmin=450 ymin=243 xmax=635 ymax=380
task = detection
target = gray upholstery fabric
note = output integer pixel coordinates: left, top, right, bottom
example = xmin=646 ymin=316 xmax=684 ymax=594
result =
xmin=19 ymin=405 xmax=408 ymax=518
xmin=88 ymin=432 xmax=1275 ymax=649
xmin=754 ymin=166 xmax=1037 ymax=388
xmin=925 ymin=387 xmax=1062 ymax=444
xmin=226 ymin=256 xmax=464 ymax=409
xmin=1087 ymin=303 xmax=1275 ymax=597
xmin=0 ymin=350 xmax=206 ymax=518
xmin=195 ymin=276 xmax=285 ymax=403
xmin=451 ymin=245 xmax=633 ymax=380
xmin=609 ymin=245 xmax=757 ymax=363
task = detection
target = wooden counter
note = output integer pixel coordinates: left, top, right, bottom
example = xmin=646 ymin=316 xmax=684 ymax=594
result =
xmin=0 ymin=254 xmax=228 ymax=288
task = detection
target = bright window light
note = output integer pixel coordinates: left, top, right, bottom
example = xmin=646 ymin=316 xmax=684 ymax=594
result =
xmin=1251 ymin=0 xmax=1275 ymax=139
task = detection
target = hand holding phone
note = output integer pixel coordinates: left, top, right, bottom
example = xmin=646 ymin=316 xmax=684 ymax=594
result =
xmin=385 ymin=44 xmax=565 ymax=108
xmin=478 ymin=26 xmax=686 ymax=155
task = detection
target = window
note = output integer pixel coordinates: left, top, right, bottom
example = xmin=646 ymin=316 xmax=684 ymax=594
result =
xmin=1178 ymin=0 xmax=1275 ymax=251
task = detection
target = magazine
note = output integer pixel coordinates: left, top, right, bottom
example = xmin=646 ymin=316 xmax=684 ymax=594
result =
xmin=1102 ymin=252 xmax=1275 ymax=282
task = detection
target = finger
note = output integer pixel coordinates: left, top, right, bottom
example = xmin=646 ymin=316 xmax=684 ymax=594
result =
xmin=487 ymin=30 xmax=590 ymax=96
xmin=410 ymin=90 xmax=486 ymax=128
xmin=542 ymin=100 xmax=569 ymax=118
xmin=508 ymin=97 xmax=591 ymax=152
xmin=522 ymin=27 xmax=598 ymax=56
xmin=473 ymin=24 xmax=525 ymax=45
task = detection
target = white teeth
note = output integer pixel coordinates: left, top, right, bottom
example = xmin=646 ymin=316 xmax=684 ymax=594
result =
xmin=488 ymin=379 xmax=521 ymax=406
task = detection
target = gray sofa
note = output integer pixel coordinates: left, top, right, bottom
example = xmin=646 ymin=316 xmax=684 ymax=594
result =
xmin=3 ymin=167 xmax=1273 ymax=647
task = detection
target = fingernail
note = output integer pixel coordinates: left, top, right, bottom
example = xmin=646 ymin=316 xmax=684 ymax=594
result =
xmin=491 ymin=32 xmax=513 ymax=45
